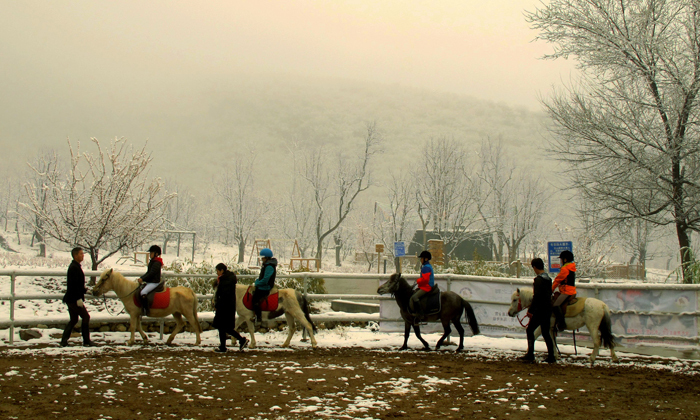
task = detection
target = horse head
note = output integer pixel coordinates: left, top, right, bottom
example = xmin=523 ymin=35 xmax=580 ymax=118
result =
xmin=91 ymin=268 xmax=114 ymax=297
xmin=377 ymin=272 xmax=403 ymax=296
xmin=507 ymin=288 xmax=522 ymax=317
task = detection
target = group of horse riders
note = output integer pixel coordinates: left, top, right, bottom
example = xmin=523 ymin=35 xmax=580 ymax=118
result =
xmin=60 ymin=245 xmax=278 ymax=352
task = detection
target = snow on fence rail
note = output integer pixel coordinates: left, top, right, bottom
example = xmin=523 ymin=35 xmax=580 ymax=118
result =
xmin=0 ymin=269 xmax=699 ymax=353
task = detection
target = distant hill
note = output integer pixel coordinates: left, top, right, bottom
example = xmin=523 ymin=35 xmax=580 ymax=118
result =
xmin=0 ymin=73 xmax=554 ymax=196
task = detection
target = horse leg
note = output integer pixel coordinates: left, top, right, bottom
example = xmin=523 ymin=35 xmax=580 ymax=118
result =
xmin=412 ymin=324 xmax=430 ymax=350
xmin=167 ymin=313 xmax=185 ymax=345
xmin=587 ymin=318 xmax=601 ymax=365
xmin=191 ymin=301 xmax=201 ymax=346
xmin=281 ymin=312 xmax=296 ymax=348
xmin=400 ymin=322 xmax=410 ymax=350
xmin=128 ymin=314 xmax=139 ymax=346
xmin=286 ymin=306 xmax=317 ymax=348
xmin=243 ymin=316 xmax=257 ymax=348
xmin=452 ymin=318 xmax=465 ymax=352
xmin=436 ymin=318 xmax=452 ymax=351
xmin=136 ymin=316 xmax=149 ymax=344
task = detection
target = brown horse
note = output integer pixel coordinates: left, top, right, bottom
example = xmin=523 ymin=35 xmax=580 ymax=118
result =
xmin=377 ymin=273 xmax=480 ymax=351
xmin=92 ymin=268 xmax=201 ymax=346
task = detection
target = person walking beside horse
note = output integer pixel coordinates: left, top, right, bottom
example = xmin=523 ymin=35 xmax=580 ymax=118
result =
xmin=213 ymin=263 xmax=249 ymax=353
xmin=519 ymin=258 xmax=555 ymax=363
xmin=552 ymin=250 xmax=576 ymax=331
xmin=60 ymin=247 xmax=93 ymax=347
xmin=136 ymin=245 xmax=164 ymax=316
xmin=409 ymin=250 xmax=434 ymax=323
xmin=253 ymin=248 xmax=277 ymax=326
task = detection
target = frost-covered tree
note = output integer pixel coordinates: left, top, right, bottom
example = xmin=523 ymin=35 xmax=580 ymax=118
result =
xmin=25 ymin=150 xmax=58 ymax=257
xmin=528 ymin=0 xmax=700 ymax=282
xmin=303 ymin=122 xmax=380 ymax=264
xmin=215 ymin=151 xmax=268 ymax=263
xmin=22 ymin=138 xmax=173 ymax=271
xmin=415 ymin=136 xmax=482 ymax=260
xmin=477 ymin=139 xmax=547 ymax=267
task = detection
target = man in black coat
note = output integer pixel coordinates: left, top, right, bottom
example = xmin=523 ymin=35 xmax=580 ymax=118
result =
xmin=60 ymin=247 xmax=93 ymax=347
xmin=520 ymin=258 xmax=555 ymax=363
xmin=212 ymin=263 xmax=249 ymax=353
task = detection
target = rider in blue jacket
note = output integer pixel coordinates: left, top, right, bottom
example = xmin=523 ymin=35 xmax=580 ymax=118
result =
xmin=253 ymin=248 xmax=277 ymax=325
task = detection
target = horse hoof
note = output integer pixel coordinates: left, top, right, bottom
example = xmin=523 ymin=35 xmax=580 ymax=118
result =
xmin=398 ymin=346 xmax=408 ymax=351
xmin=455 ymin=347 xmax=463 ymax=353
xmin=420 ymin=347 xmax=431 ymax=352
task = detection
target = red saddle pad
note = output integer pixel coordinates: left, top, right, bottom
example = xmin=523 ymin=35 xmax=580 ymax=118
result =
xmin=133 ymin=288 xmax=171 ymax=309
xmin=243 ymin=286 xmax=279 ymax=311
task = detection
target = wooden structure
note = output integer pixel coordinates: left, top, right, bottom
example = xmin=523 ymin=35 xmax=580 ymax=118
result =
xmin=289 ymin=240 xmax=320 ymax=272
xmin=427 ymin=239 xmax=445 ymax=265
xmin=249 ymin=239 xmax=272 ymax=266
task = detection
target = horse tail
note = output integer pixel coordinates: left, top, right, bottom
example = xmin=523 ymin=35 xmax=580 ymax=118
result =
xmin=599 ymin=304 xmax=616 ymax=350
xmin=297 ymin=291 xmax=317 ymax=333
xmin=462 ymin=299 xmax=480 ymax=335
xmin=192 ymin=288 xmax=201 ymax=333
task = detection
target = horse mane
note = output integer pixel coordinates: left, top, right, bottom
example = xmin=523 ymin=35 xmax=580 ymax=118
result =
xmin=103 ymin=269 xmax=139 ymax=296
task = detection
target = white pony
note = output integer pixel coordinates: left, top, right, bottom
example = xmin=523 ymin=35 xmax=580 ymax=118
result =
xmin=234 ymin=285 xmax=317 ymax=349
xmin=508 ymin=288 xmax=618 ymax=364
xmin=92 ymin=268 xmax=202 ymax=346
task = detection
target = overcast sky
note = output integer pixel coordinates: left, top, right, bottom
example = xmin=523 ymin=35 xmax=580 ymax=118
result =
xmin=1 ymin=0 xmax=575 ymax=112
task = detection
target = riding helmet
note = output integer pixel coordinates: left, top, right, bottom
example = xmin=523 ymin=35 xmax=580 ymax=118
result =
xmin=260 ymin=248 xmax=273 ymax=258
xmin=559 ymin=250 xmax=574 ymax=262
xmin=419 ymin=250 xmax=432 ymax=261
xmin=148 ymin=245 xmax=162 ymax=256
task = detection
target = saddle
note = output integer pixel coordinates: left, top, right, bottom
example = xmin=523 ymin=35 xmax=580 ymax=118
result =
xmin=564 ymin=297 xmax=586 ymax=318
xmin=412 ymin=285 xmax=441 ymax=317
xmin=243 ymin=285 xmax=280 ymax=312
xmin=133 ymin=283 xmax=169 ymax=310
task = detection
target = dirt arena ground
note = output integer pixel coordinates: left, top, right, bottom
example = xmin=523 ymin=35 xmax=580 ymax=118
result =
xmin=0 ymin=346 xmax=699 ymax=420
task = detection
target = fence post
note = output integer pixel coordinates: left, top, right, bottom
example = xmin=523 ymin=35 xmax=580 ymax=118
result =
xmin=301 ymin=274 xmax=309 ymax=342
xmin=9 ymin=273 xmax=15 ymax=345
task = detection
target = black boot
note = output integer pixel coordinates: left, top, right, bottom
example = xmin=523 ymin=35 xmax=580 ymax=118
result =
xmin=553 ymin=307 xmax=566 ymax=331
xmin=81 ymin=320 xmax=92 ymax=347
xmin=519 ymin=339 xmax=536 ymax=363
xmin=140 ymin=295 xmax=150 ymax=316
xmin=60 ymin=325 xmax=72 ymax=347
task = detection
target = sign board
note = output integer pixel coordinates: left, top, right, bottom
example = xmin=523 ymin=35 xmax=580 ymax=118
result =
xmin=548 ymin=241 xmax=573 ymax=273
xmin=393 ymin=241 xmax=406 ymax=257
xmin=375 ymin=243 xmax=384 ymax=253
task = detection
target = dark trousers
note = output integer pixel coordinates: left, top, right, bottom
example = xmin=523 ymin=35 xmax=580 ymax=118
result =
xmin=62 ymin=302 xmax=90 ymax=344
xmin=409 ymin=288 xmax=429 ymax=314
xmin=252 ymin=289 xmax=270 ymax=319
xmin=218 ymin=328 xmax=244 ymax=350
xmin=526 ymin=311 xmax=554 ymax=357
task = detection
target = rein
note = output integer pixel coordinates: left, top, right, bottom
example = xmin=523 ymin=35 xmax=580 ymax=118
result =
xmin=515 ymin=296 xmax=531 ymax=328
xmin=101 ymin=283 xmax=140 ymax=317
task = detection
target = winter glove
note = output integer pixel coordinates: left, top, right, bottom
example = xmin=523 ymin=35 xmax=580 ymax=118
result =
xmin=77 ymin=299 xmax=84 ymax=308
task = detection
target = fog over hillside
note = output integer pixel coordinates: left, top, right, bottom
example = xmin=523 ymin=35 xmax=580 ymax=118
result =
xmin=1 ymin=73 xmax=555 ymax=195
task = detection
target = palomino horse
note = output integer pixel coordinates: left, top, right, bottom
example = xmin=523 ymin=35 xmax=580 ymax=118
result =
xmin=508 ymin=288 xmax=618 ymax=364
xmin=235 ymin=285 xmax=317 ymax=349
xmin=92 ymin=268 xmax=201 ymax=346
xmin=377 ymin=273 xmax=480 ymax=351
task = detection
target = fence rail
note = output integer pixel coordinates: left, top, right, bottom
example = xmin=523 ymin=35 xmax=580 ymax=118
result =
xmin=1 ymin=269 xmax=699 ymax=350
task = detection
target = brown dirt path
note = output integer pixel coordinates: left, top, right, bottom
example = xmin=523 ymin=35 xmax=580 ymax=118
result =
xmin=0 ymin=347 xmax=698 ymax=419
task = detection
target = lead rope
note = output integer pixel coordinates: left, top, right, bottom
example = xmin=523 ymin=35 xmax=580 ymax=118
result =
xmin=102 ymin=286 xmax=140 ymax=316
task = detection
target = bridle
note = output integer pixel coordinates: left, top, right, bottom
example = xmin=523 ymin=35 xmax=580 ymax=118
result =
xmin=95 ymin=276 xmax=140 ymax=316
xmin=514 ymin=294 xmax=531 ymax=328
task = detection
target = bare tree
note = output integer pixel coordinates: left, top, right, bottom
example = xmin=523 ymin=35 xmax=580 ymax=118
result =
xmin=302 ymin=122 xmax=380 ymax=264
xmin=528 ymin=0 xmax=700 ymax=283
xmin=161 ymin=180 xmax=199 ymax=255
xmin=25 ymin=150 xmax=58 ymax=257
xmin=415 ymin=136 xmax=481 ymax=260
xmin=216 ymin=151 xmax=267 ymax=264
xmin=22 ymin=138 xmax=174 ymax=271
xmin=477 ymin=139 xmax=547 ymax=269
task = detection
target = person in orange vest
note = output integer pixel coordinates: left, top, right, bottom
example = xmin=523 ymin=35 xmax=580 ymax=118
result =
xmin=552 ymin=250 xmax=576 ymax=331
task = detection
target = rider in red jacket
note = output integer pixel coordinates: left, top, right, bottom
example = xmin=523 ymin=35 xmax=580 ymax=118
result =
xmin=552 ymin=250 xmax=576 ymax=331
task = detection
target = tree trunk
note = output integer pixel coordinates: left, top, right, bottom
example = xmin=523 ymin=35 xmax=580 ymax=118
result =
xmin=238 ymin=240 xmax=245 ymax=264
xmin=676 ymin=221 xmax=693 ymax=284
xmin=34 ymin=230 xmax=46 ymax=257
xmin=334 ymin=236 xmax=342 ymax=267
xmin=89 ymin=248 xmax=99 ymax=286
xmin=316 ymin=238 xmax=323 ymax=266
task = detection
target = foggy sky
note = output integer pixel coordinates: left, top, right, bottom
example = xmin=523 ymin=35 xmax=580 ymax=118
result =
xmin=1 ymin=1 xmax=574 ymax=108
xmin=0 ymin=1 xmax=576 ymax=183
